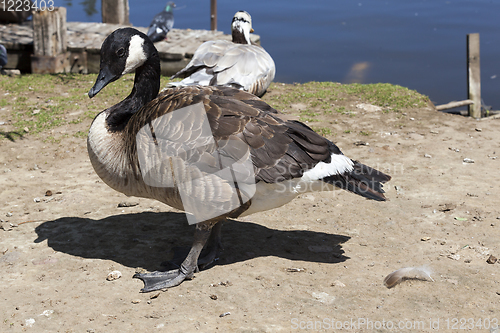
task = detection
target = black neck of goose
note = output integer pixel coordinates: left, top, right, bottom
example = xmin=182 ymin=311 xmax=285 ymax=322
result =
xmin=106 ymin=50 xmax=161 ymax=132
xmin=232 ymin=29 xmax=250 ymax=45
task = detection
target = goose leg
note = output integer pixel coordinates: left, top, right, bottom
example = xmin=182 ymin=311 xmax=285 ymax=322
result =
xmin=133 ymin=222 xmax=213 ymax=292
xmin=198 ymin=220 xmax=224 ymax=269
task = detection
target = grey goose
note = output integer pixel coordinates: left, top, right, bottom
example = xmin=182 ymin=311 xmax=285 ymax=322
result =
xmin=87 ymin=27 xmax=390 ymax=292
xmin=170 ymin=11 xmax=276 ymax=97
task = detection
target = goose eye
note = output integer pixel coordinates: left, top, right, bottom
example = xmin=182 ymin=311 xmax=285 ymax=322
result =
xmin=116 ymin=48 xmax=125 ymax=57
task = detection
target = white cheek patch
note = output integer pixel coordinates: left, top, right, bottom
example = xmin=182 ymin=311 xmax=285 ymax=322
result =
xmin=301 ymin=154 xmax=354 ymax=182
xmin=243 ymin=24 xmax=252 ymax=44
xmin=156 ymin=27 xmax=163 ymax=34
xmin=122 ymin=35 xmax=147 ymax=75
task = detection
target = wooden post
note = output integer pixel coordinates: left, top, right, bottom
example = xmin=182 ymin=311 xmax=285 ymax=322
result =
xmin=102 ymin=0 xmax=130 ymax=25
xmin=467 ymin=33 xmax=481 ymax=119
xmin=435 ymin=99 xmax=474 ymax=111
xmin=31 ymin=8 xmax=70 ymax=73
xmin=210 ymin=0 xmax=217 ymax=31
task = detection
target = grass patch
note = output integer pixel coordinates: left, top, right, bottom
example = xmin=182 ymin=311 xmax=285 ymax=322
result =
xmin=335 ymin=106 xmax=348 ymax=114
xmin=264 ymin=81 xmax=429 ymax=114
xmin=73 ymin=130 xmax=88 ymax=138
xmin=312 ymin=127 xmax=332 ymax=136
xmin=44 ymin=135 xmax=62 ymax=144
xmin=0 ymin=73 xmax=177 ymax=138
xmin=13 ymin=106 xmax=66 ymax=134
xmin=0 ymin=74 xmax=429 ymax=141
xmin=299 ymin=116 xmax=318 ymax=123
xmin=338 ymin=83 xmax=428 ymax=110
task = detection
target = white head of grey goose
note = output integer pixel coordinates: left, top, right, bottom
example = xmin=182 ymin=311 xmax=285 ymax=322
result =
xmin=170 ymin=11 xmax=276 ymax=97
xmin=231 ymin=10 xmax=254 ymax=44
xmin=88 ymin=28 xmax=391 ymax=293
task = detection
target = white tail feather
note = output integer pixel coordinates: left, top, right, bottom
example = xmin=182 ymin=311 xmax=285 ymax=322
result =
xmin=383 ymin=266 xmax=434 ymax=288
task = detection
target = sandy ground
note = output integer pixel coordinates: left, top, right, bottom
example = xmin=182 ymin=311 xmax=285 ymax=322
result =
xmin=1 ymin=83 xmax=500 ymax=332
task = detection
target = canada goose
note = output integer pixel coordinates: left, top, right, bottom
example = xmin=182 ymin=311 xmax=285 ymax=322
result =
xmin=88 ymin=27 xmax=390 ymax=292
xmin=170 ymin=11 xmax=276 ymax=97
xmin=147 ymin=1 xmax=175 ymax=43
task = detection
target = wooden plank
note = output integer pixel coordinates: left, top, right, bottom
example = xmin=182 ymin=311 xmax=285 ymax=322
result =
xmin=467 ymin=33 xmax=481 ymax=119
xmin=69 ymin=51 xmax=88 ymax=74
xmin=3 ymin=48 xmax=32 ymax=71
xmin=101 ymin=0 xmax=129 ymax=25
xmin=32 ymin=7 xmax=67 ymax=56
xmin=435 ymin=99 xmax=474 ymax=111
xmin=480 ymin=112 xmax=500 ymax=121
xmin=0 ymin=21 xmax=260 ymax=74
xmin=0 ymin=23 xmax=33 ymax=49
xmin=31 ymin=8 xmax=70 ymax=73
xmin=31 ymin=52 xmax=70 ymax=74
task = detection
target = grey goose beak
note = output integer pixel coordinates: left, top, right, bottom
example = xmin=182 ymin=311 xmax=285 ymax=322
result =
xmin=88 ymin=66 xmax=116 ymax=98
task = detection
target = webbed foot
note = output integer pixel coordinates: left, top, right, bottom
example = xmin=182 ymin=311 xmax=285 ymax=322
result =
xmin=133 ymin=268 xmax=192 ymax=292
xmin=133 ymin=221 xmax=214 ymax=292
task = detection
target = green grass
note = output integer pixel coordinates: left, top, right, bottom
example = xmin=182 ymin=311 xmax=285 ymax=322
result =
xmin=73 ymin=130 xmax=88 ymax=138
xmin=312 ymin=127 xmax=333 ymax=136
xmin=0 ymin=74 xmax=99 ymax=135
xmin=299 ymin=116 xmax=318 ymax=123
xmin=0 ymin=73 xmax=176 ymax=137
xmin=335 ymin=106 xmax=348 ymax=114
xmin=0 ymin=74 xmax=430 ymax=141
xmin=338 ymin=83 xmax=428 ymax=110
xmin=264 ymin=81 xmax=429 ymax=114
xmin=13 ymin=106 xmax=66 ymax=134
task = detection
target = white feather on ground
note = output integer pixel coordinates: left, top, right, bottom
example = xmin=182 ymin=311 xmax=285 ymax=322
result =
xmin=383 ymin=266 xmax=434 ymax=288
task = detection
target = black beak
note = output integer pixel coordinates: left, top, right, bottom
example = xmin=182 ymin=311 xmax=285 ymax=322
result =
xmin=88 ymin=66 xmax=116 ymax=98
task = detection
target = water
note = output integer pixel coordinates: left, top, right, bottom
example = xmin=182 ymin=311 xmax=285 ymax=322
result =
xmin=59 ymin=0 xmax=500 ymax=109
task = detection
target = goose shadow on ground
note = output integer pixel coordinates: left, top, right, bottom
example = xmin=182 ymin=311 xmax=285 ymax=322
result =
xmin=34 ymin=211 xmax=350 ymax=272
xmin=0 ymin=130 xmax=25 ymax=142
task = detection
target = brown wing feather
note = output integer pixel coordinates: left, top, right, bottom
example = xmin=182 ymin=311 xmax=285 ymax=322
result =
xmin=125 ymin=85 xmax=333 ymax=187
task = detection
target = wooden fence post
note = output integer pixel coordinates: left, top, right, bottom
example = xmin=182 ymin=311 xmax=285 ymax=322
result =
xmin=467 ymin=33 xmax=481 ymax=119
xmin=102 ymin=0 xmax=130 ymax=25
xmin=210 ymin=0 xmax=217 ymax=31
xmin=31 ymin=7 xmax=70 ymax=73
